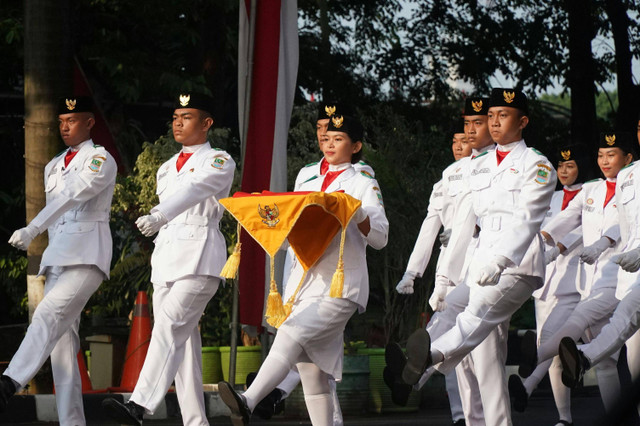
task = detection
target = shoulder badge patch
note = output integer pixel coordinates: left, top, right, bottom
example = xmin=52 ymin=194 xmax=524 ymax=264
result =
xmin=373 ymin=186 xmax=384 ymax=206
xmin=534 ymin=164 xmax=551 ymax=185
xmin=212 ymin=157 xmax=226 ymax=169
xmin=88 ymin=155 xmax=107 ymax=173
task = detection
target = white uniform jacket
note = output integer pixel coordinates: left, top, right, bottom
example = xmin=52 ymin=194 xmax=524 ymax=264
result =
xmin=150 ymin=143 xmax=235 ymax=283
xmin=286 ymin=165 xmax=388 ymax=312
xmin=533 ymin=189 xmax=584 ymax=300
xmin=31 ymin=139 xmax=117 ymax=278
xmin=614 ymin=162 xmax=640 ymax=298
xmin=294 ymin=158 xmax=375 ymax=191
xmin=464 ymin=140 xmax=556 ymax=284
xmin=543 ymin=179 xmax=620 ymax=296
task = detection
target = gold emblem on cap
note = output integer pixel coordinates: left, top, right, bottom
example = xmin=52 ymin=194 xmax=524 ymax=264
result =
xmin=471 ymin=100 xmax=483 ymax=113
xmin=179 ymin=94 xmax=191 ymax=107
xmin=331 ymin=115 xmax=344 ymax=128
xmin=325 ymin=105 xmax=336 ymax=117
xmin=560 ymin=150 xmax=571 ymax=161
xmin=65 ymin=99 xmax=77 ymax=111
xmin=503 ymin=91 xmax=515 ymax=104
xmin=605 ymin=134 xmax=616 ymax=146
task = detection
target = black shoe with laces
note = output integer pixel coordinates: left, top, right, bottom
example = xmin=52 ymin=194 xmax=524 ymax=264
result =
xmin=102 ymin=398 xmax=145 ymax=426
xmin=402 ymin=328 xmax=432 ymax=385
xmin=559 ymin=336 xmax=590 ymax=388
xmin=0 ymin=375 xmax=16 ymax=413
xmin=245 ymin=372 xmax=285 ymax=420
xmin=219 ymin=380 xmax=252 ymax=426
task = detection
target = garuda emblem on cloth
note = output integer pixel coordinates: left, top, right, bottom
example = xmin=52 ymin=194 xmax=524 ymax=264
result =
xmin=561 ymin=150 xmax=571 ymax=161
xmin=258 ymin=203 xmax=280 ymax=227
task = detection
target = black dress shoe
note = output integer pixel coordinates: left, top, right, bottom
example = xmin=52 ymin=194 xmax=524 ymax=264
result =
xmin=219 ymin=381 xmax=251 ymax=425
xmin=452 ymin=419 xmax=466 ymax=426
xmin=518 ymin=330 xmax=538 ymax=378
xmin=383 ymin=344 xmax=412 ymax=406
xmin=559 ymin=336 xmax=589 ymax=388
xmin=0 ymin=375 xmax=16 ymax=412
xmin=102 ymin=398 xmax=144 ymax=426
xmin=402 ymin=328 xmax=432 ymax=385
xmin=508 ymin=374 xmax=528 ymax=412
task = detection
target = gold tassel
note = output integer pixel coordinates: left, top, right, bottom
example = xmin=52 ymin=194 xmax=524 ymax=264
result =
xmin=272 ymin=270 xmax=308 ymax=328
xmin=220 ymin=223 xmax=242 ymax=279
xmin=329 ymin=227 xmax=347 ymax=298
xmin=265 ymin=256 xmax=286 ymax=327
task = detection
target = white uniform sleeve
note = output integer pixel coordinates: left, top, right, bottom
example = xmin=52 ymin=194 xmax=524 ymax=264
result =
xmin=30 ymin=151 xmax=117 ymax=231
xmin=542 ymin=186 xmax=584 ymax=245
xmin=360 ymin=179 xmax=388 ymax=250
xmin=558 ymin=227 xmax=583 ymax=253
xmin=152 ymin=152 xmax=235 ymax=221
xmin=405 ymin=182 xmax=443 ymax=277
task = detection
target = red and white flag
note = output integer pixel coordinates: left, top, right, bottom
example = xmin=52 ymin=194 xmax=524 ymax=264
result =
xmin=237 ymin=0 xmax=298 ymax=327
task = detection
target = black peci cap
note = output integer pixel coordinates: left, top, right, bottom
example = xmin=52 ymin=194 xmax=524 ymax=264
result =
xmin=327 ymin=114 xmax=364 ymax=142
xmin=462 ymin=96 xmax=489 ymax=116
xmin=489 ymin=88 xmax=528 ymax=115
xmin=174 ymin=93 xmax=215 ymax=116
xmin=57 ymin=96 xmax=93 ymax=115
xmin=599 ymin=131 xmax=635 ymax=153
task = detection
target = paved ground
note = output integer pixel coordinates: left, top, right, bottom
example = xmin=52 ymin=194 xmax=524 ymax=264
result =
xmin=12 ymin=388 xmax=640 ymax=425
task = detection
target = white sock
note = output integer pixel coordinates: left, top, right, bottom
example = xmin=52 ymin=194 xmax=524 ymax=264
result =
xmin=304 ymin=393 xmax=333 ymax=426
xmin=549 ymin=356 xmax=572 ymax=422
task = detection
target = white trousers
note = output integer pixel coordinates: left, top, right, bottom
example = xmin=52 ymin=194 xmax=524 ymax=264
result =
xmin=432 ymin=274 xmax=540 ymax=375
xmin=5 ymin=265 xmax=103 ymax=426
xmin=130 ymin=276 xmax=219 ymax=426
xmin=581 ymin=284 xmax=640 ymax=376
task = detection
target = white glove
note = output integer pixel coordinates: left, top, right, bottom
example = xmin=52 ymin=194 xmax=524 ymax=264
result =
xmin=579 ymin=237 xmax=612 ymax=265
xmin=474 ymin=255 xmax=509 ymax=286
xmin=439 ymin=228 xmax=452 ymax=247
xmin=544 ymin=246 xmax=560 ymax=265
xmin=612 ymin=247 xmax=640 ymax=272
xmin=352 ymin=207 xmax=368 ymax=224
xmin=8 ymin=225 xmax=39 ymax=251
xmin=135 ymin=211 xmax=168 ymax=237
xmin=396 ymin=271 xmax=417 ymax=294
xmin=428 ymin=275 xmax=449 ymax=312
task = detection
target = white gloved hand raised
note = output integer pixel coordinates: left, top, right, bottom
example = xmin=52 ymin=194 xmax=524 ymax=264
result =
xmin=428 ymin=275 xmax=450 ymax=312
xmin=611 ymin=247 xmax=640 ymax=273
xmin=8 ymin=225 xmax=39 ymax=251
xmin=396 ymin=271 xmax=417 ymax=295
xmin=474 ymin=255 xmax=510 ymax=286
xmin=439 ymin=228 xmax=452 ymax=247
xmin=135 ymin=211 xmax=168 ymax=237
xmin=579 ymin=237 xmax=612 ymax=265
xmin=544 ymin=246 xmax=560 ymax=265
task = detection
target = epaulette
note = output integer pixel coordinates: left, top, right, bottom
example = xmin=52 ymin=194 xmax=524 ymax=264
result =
xmin=584 ymin=178 xmax=601 ymax=184
xmin=360 ymin=171 xmax=374 ymax=179
xmin=473 ymin=151 xmax=489 ymax=160
xmin=54 ymin=150 xmax=66 ymax=157
xmin=621 ymin=163 xmax=633 ymax=170
xmin=93 ymin=143 xmax=104 ymax=148
xmin=358 ymin=161 xmax=368 ymax=166
xmin=531 ymin=148 xmax=544 ymax=156
xmin=304 ymin=161 xmax=319 ymax=168
xmin=212 ymin=147 xmax=222 ymax=151
xmin=302 ymin=175 xmax=319 ymax=184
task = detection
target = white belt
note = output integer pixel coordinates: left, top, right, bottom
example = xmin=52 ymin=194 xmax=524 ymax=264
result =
xmin=63 ymin=210 xmax=110 ymax=222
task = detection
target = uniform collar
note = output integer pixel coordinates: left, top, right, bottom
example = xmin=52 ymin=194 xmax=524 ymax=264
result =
xmin=180 ymin=141 xmax=208 ymax=154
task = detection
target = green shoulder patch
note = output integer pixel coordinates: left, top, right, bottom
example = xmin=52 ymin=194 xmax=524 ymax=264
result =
xmin=358 ymin=161 xmax=368 ymax=166
xmin=304 ymin=161 xmax=319 ymax=168
xmin=92 ymin=143 xmax=103 ymax=148
xmin=302 ymin=175 xmax=319 ymax=184
xmin=360 ymin=171 xmax=374 ymax=179
xmin=621 ymin=163 xmax=634 ymax=170
xmin=584 ymin=178 xmax=601 ymax=184
xmin=54 ymin=150 xmax=66 ymax=157
xmin=212 ymin=147 xmax=222 ymax=151
xmin=531 ymin=148 xmax=544 ymax=156
xmin=473 ymin=151 xmax=489 ymax=160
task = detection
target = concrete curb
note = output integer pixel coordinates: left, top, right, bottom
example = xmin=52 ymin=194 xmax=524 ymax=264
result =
xmin=0 ymin=391 xmax=232 ymax=424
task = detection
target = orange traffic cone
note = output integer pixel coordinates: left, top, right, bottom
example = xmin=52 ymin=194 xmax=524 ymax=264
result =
xmin=109 ymin=291 xmax=152 ymax=392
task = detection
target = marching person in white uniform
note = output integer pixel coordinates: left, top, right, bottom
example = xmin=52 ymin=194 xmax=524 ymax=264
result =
xmin=518 ymin=131 xmax=635 ymax=412
xmin=508 ymin=145 xmax=592 ymax=425
xmin=102 ymin=93 xmax=236 ymax=426
xmin=1 ymin=96 xmax=117 ymax=425
xmin=218 ymin=114 xmax=389 ymax=426
xmin=557 ymin=127 xmax=640 ymax=392
xmin=391 ymin=130 xmax=470 ymax=424
xmin=398 ymin=89 xmax=556 ymax=411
